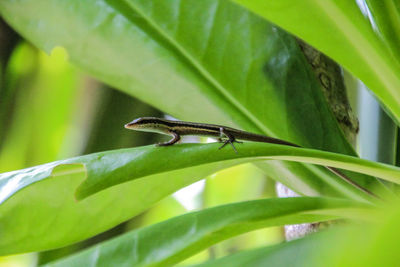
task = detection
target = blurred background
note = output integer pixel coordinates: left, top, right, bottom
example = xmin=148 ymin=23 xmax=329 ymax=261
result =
xmin=0 ymin=18 xmax=283 ymax=267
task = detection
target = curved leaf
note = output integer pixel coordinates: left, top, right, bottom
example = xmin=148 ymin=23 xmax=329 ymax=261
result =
xmin=0 ymin=151 xmax=245 ymax=255
xmin=43 ymin=197 xmax=372 ymax=267
xmin=74 ymin=143 xmax=399 ymax=201
xmin=1 ymin=142 xmax=398 ymax=254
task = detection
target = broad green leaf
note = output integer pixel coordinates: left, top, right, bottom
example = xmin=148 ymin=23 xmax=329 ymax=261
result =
xmin=43 ymin=197 xmax=371 ymax=267
xmin=1 ymin=142 xmax=398 ymax=254
xmin=233 ymin=0 xmax=400 ymax=124
xmin=0 ymin=0 xmax=232 ymax=126
xmin=0 ymin=0 xmax=379 ymax=197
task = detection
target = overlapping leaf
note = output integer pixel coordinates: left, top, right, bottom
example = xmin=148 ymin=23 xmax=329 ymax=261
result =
xmin=1 ymin=142 xmax=398 ymax=254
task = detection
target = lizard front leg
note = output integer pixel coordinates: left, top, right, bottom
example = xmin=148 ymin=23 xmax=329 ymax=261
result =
xmin=218 ymin=127 xmax=242 ymax=153
xmin=156 ymin=131 xmax=181 ymax=146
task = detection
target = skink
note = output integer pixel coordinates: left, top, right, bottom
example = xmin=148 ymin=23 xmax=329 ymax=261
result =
xmin=125 ymin=117 xmax=378 ymax=199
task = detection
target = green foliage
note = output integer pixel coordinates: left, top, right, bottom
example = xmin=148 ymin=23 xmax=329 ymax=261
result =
xmin=1 ymin=142 xmax=396 ymax=254
xmin=0 ymin=0 xmax=399 ymax=266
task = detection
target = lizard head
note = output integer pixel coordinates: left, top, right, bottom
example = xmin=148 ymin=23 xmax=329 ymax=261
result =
xmin=124 ymin=117 xmax=171 ymax=134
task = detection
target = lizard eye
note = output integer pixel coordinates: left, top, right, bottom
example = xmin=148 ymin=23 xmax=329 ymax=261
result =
xmin=132 ymin=118 xmax=144 ymax=124
xmin=125 ymin=118 xmax=143 ymax=128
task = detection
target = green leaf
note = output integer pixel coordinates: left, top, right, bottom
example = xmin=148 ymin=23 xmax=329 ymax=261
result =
xmin=1 ymin=142 xmax=398 ymax=254
xmin=364 ymin=0 xmax=400 ymax=62
xmin=0 ymin=0 xmax=379 ymax=197
xmin=74 ymin=143 xmax=400 ymax=200
xmin=189 ymin=232 xmax=326 ymax=267
xmin=192 ymin=197 xmax=400 ymax=267
xmin=42 ymin=197 xmax=371 ymax=267
xmin=233 ymin=0 xmax=400 ymax=124
xmin=0 ymin=150 xmax=243 ymax=255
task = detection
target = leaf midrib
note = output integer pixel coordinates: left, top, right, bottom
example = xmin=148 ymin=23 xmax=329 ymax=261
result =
xmin=122 ymin=0 xmax=275 ymax=136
